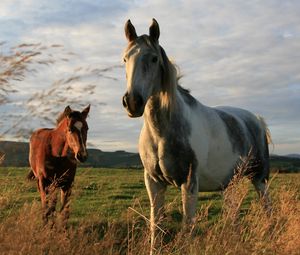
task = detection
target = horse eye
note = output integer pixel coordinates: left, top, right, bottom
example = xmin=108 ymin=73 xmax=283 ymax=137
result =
xmin=123 ymin=58 xmax=127 ymax=63
xmin=152 ymin=56 xmax=158 ymax=63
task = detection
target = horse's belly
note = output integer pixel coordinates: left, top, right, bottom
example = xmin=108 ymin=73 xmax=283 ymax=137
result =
xmin=188 ymin=117 xmax=240 ymax=191
xmin=197 ymin=170 xmax=233 ymax=191
xmin=197 ymin=154 xmax=238 ymax=191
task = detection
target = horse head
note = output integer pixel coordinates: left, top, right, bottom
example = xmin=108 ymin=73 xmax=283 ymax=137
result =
xmin=63 ymin=105 xmax=90 ymax=162
xmin=122 ymin=19 xmax=176 ymax=117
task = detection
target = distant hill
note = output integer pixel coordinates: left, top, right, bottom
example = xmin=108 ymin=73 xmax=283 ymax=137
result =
xmin=270 ymin=154 xmax=300 ymax=173
xmin=84 ymin=149 xmax=142 ymax=168
xmin=0 ymin=141 xmax=142 ymax=168
xmin=0 ymin=141 xmax=29 ymax=167
xmin=0 ymin=141 xmax=299 ymax=172
xmin=285 ymin=154 xmax=300 ymax=159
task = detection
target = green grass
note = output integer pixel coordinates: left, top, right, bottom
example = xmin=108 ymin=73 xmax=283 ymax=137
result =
xmin=0 ymin=168 xmax=215 ymax=226
xmin=0 ymin=167 xmax=299 ymax=225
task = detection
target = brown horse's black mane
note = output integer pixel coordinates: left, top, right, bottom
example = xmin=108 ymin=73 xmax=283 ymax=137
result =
xmin=56 ymin=110 xmax=82 ymax=126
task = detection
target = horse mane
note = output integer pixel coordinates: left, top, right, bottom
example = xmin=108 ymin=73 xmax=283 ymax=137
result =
xmin=159 ymin=46 xmax=179 ymax=111
xmin=177 ymin=85 xmax=189 ymax=94
xmin=56 ymin=110 xmax=83 ymax=126
xmin=56 ymin=111 xmax=68 ymax=126
xmin=159 ymin=45 xmax=198 ymax=111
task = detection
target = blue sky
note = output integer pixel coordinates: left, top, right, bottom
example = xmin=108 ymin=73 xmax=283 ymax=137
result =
xmin=0 ymin=0 xmax=299 ymax=155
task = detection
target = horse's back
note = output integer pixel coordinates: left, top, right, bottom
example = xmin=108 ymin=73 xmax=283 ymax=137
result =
xmin=214 ymin=106 xmax=268 ymax=151
xmin=215 ymin=106 xmax=262 ymax=127
xmin=30 ymin=128 xmax=53 ymax=152
xmin=29 ymin=128 xmax=53 ymax=176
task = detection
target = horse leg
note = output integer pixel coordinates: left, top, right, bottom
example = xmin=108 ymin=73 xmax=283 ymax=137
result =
xmin=60 ymin=187 xmax=72 ymax=225
xmin=46 ymin=187 xmax=58 ymax=223
xmin=38 ymin=177 xmax=48 ymax=224
xmin=252 ymin=178 xmax=272 ymax=212
xmin=181 ymin=174 xmax=198 ymax=231
xmin=144 ymin=171 xmax=167 ymax=255
xmin=252 ymin=145 xmax=272 ymax=212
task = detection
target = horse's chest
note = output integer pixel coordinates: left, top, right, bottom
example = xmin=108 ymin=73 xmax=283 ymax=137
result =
xmin=141 ymin=137 xmax=197 ymax=187
xmin=45 ymin=157 xmax=76 ymax=182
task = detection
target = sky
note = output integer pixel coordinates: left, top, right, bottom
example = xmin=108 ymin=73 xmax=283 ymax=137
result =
xmin=0 ymin=0 xmax=299 ymax=155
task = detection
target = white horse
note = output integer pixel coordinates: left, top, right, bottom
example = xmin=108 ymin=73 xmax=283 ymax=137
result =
xmin=122 ymin=19 xmax=271 ymax=252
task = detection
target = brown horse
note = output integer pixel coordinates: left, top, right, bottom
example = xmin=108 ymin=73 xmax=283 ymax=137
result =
xmin=27 ymin=105 xmax=90 ymax=223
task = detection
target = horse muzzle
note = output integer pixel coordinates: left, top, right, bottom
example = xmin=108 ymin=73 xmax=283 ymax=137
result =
xmin=122 ymin=92 xmax=144 ymax=118
xmin=75 ymin=152 xmax=88 ymax=163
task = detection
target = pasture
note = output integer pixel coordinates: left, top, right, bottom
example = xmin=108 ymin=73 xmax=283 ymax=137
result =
xmin=0 ymin=167 xmax=299 ymax=255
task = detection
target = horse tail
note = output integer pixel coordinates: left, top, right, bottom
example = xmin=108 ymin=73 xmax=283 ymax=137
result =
xmin=257 ymin=115 xmax=273 ymax=147
xmin=27 ymin=170 xmax=36 ymax=181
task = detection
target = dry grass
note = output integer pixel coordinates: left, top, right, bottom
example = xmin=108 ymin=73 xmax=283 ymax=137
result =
xmin=0 ymin=42 xmax=59 ymax=104
xmin=0 ymin=42 xmax=121 ymax=144
xmin=0 ymin=172 xmax=299 ymax=255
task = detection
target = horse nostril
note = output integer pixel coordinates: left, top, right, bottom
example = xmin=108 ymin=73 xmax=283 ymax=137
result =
xmin=76 ymin=152 xmax=87 ymax=163
xmin=122 ymin=92 xmax=144 ymax=116
xmin=122 ymin=92 xmax=130 ymax=109
xmin=136 ymin=94 xmax=143 ymax=108
xmin=122 ymin=95 xmax=128 ymax=108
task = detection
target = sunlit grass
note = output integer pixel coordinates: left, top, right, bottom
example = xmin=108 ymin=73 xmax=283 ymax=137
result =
xmin=0 ymin=167 xmax=299 ymax=254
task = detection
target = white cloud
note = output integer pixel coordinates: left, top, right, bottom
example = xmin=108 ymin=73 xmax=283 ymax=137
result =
xmin=0 ymin=0 xmax=299 ymax=155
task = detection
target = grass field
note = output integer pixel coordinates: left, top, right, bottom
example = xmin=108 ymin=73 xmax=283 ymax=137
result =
xmin=0 ymin=167 xmax=299 ymax=254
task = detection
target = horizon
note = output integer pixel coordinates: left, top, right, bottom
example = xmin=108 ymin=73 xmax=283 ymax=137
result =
xmin=0 ymin=1 xmax=299 ymax=155
xmin=0 ymin=140 xmax=299 ymax=157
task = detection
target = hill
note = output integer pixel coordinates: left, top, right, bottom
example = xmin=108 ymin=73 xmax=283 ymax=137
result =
xmin=0 ymin=141 xmax=299 ymax=172
xmin=285 ymin=153 xmax=300 ymax=159
xmin=270 ymin=154 xmax=300 ymax=173
xmin=0 ymin=141 xmax=142 ymax=168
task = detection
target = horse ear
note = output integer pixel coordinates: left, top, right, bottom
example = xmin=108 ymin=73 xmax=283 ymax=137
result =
xmin=81 ymin=104 xmax=90 ymax=120
xmin=149 ymin=18 xmax=160 ymax=42
xmin=64 ymin=105 xmax=72 ymax=117
xmin=125 ymin=19 xmax=137 ymax=42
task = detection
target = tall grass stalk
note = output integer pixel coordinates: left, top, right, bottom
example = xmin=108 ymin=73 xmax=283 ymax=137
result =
xmin=0 ymin=168 xmax=299 ymax=254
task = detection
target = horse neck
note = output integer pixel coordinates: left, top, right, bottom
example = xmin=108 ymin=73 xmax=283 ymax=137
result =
xmin=51 ymin=118 xmax=70 ymax=157
xmin=144 ymin=90 xmax=182 ymax=136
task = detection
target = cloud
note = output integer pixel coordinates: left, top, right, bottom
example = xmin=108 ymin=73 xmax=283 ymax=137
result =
xmin=0 ymin=0 xmax=299 ymax=155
